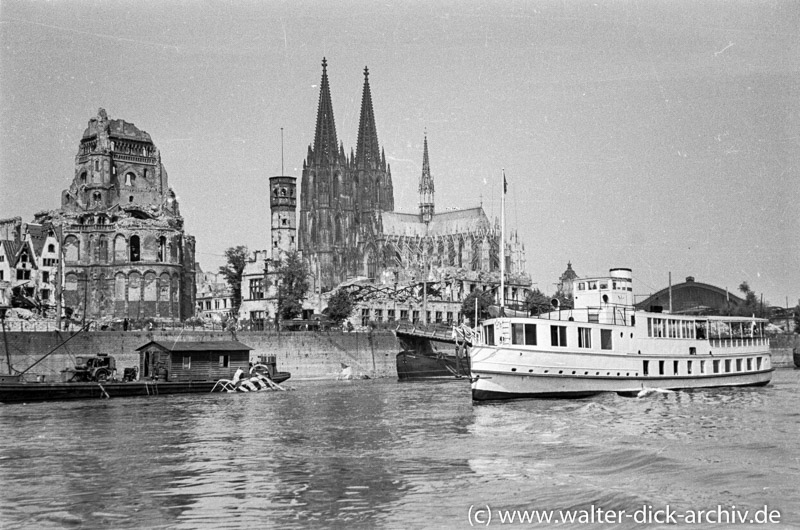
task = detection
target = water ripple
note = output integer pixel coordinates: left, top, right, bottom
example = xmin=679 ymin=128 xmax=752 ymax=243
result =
xmin=1 ymin=371 xmax=798 ymax=528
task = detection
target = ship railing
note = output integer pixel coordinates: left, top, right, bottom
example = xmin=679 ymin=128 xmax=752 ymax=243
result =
xmin=709 ymin=337 xmax=770 ymax=349
xmin=531 ymin=306 xmax=633 ymax=326
xmin=394 ymin=321 xmax=454 ymax=341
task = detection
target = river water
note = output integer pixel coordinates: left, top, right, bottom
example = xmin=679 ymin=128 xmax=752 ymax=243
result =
xmin=1 ymin=369 xmax=798 ymax=529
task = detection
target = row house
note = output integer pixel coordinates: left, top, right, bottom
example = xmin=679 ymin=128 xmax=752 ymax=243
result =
xmin=0 ymin=218 xmax=60 ymax=315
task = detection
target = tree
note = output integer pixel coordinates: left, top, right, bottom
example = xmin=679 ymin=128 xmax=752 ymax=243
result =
xmin=738 ymin=281 xmax=759 ymax=307
xmin=327 ymin=288 xmax=355 ymax=326
xmin=461 ymin=290 xmax=494 ymax=324
xmin=734 ymin=281 xmax=769 ymax=318
xmin=218 ymin=246 xmax=248 ymax=314
xmin=276 ymin=251 xmax=310 ymax=322
xmin=525 ymin=288 xmax=553 ymax=315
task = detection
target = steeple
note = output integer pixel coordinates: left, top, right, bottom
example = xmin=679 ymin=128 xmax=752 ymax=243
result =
xmin=312 ymin=58 xmax=338 ymax=165
xmin=418 ymin=132 xmax=435 ymax=223
xmin=355 ymin=66 xmax=381 ymax=169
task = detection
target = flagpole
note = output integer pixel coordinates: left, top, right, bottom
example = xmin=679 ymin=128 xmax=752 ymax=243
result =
xmin=500 ymin=169 xmax=506 ymax=314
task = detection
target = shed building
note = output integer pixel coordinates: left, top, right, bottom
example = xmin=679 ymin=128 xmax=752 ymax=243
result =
xmin=136 ymin=340 xmax=252 ymax=382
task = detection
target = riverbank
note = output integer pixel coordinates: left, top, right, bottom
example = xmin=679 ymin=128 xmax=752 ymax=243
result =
xmin=1 ymin=330 xmax=795 ymax=382
xmin=0 ymin=330 xmax=400 ymax=381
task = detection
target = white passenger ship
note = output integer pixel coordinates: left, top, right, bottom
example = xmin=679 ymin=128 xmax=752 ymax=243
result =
xmin=470 ymin=268 xmax=773 ymax=401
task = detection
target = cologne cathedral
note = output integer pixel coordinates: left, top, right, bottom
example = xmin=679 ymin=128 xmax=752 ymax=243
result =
xmin=300 ymin=59 xmax=528 ymax=293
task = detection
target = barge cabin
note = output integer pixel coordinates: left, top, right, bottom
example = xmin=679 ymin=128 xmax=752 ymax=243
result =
xmin=136 ymin=340 xmax=252 ymax=382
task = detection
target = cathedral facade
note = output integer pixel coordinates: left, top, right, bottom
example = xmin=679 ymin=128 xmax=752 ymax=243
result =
xmin=34 ymin=109 xmax=196 ymax=323
xmin=299 ymin=59 xmax=527 ymax=297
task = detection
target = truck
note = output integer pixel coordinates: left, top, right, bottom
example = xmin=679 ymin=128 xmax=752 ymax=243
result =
xmin=63 ymin=353 xmax=117 ymax=382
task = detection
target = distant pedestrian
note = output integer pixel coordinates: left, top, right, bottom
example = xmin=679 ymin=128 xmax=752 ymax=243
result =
xmin=123 ymin=318 xmax=129 ymax=331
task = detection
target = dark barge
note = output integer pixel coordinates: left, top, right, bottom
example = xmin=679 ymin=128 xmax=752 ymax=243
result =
xmin=0 ymin=340 xmax=290 ymax=404
xmin=394 ymin=322 xmax=471 ymax=380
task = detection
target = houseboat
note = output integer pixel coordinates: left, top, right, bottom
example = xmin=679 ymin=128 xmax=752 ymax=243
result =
xmin=0 ymin=341 xmax=290 ymax=403
xmin=470 ymin=268 xmax=773 ymax=401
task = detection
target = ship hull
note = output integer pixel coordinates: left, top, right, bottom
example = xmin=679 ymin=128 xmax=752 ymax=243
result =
xmin=395 ymin=327 xmax=469 ymax=380
xmin=471 ymin=366 xmax=773 ymax=401
xmin=470 ymin=343 xmax=773 ymax=401
xmin=396 ymin=350 xmax=469 ymax=380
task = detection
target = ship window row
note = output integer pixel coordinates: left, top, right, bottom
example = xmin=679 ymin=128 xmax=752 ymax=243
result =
xmin=501 ymin=323 xmax=612 ymax=351
xmin=648 ymin=317 xmax=702 ymax=339
xmin=576 ymin=280 xmax=632 ymax=292
xmin=647 ymin=317 xmax=766 ymax=342
xmin=707 ymin=320 xmax=765 ymax=339
xmin=642 ymin=356 xmax=764 ymax=376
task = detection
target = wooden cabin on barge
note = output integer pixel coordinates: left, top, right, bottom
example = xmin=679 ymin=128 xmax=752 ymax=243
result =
xmin=136 ymin=341 xmax=252 ymax=382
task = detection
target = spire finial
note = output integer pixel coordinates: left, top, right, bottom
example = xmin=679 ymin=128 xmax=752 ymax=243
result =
xmin=364 ymin=66 xmax=369 ymax=79
xmin=322 ymin=57 xmax=327 ymax=71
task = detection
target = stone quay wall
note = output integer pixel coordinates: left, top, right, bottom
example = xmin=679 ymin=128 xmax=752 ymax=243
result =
xmin=0 ymin=330 xmax=400 ymax=381
xmin=1 ymin=330 xmax=795 ymax=382
xmin=769 ymin=333 xmax=799 ymax=367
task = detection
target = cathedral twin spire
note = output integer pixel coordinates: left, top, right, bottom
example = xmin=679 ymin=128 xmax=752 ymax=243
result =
xmin=312 ymin=58 xmax=384 ymax=172
xmin=312 ymin=58 xmax=339 ymax=165
xmin=309 ymin=58 xmax=438 ymax=223
xmin=355 ymin=67 xmax=382 ymax=170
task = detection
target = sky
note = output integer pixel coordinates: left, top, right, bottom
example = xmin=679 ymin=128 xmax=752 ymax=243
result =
xmin=1 ymin=0 xmax=798 ymax=307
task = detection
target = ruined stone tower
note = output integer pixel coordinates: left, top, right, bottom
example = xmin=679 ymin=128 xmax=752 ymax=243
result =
xmin=270 ymin=175 xmax=297 ymax=262
xmin=36 ymin=108 xmax=196 ymax=323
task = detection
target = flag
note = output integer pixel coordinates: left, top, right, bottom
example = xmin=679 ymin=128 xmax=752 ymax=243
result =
xmin=503 ymin=173 xmax=508 ymax=194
